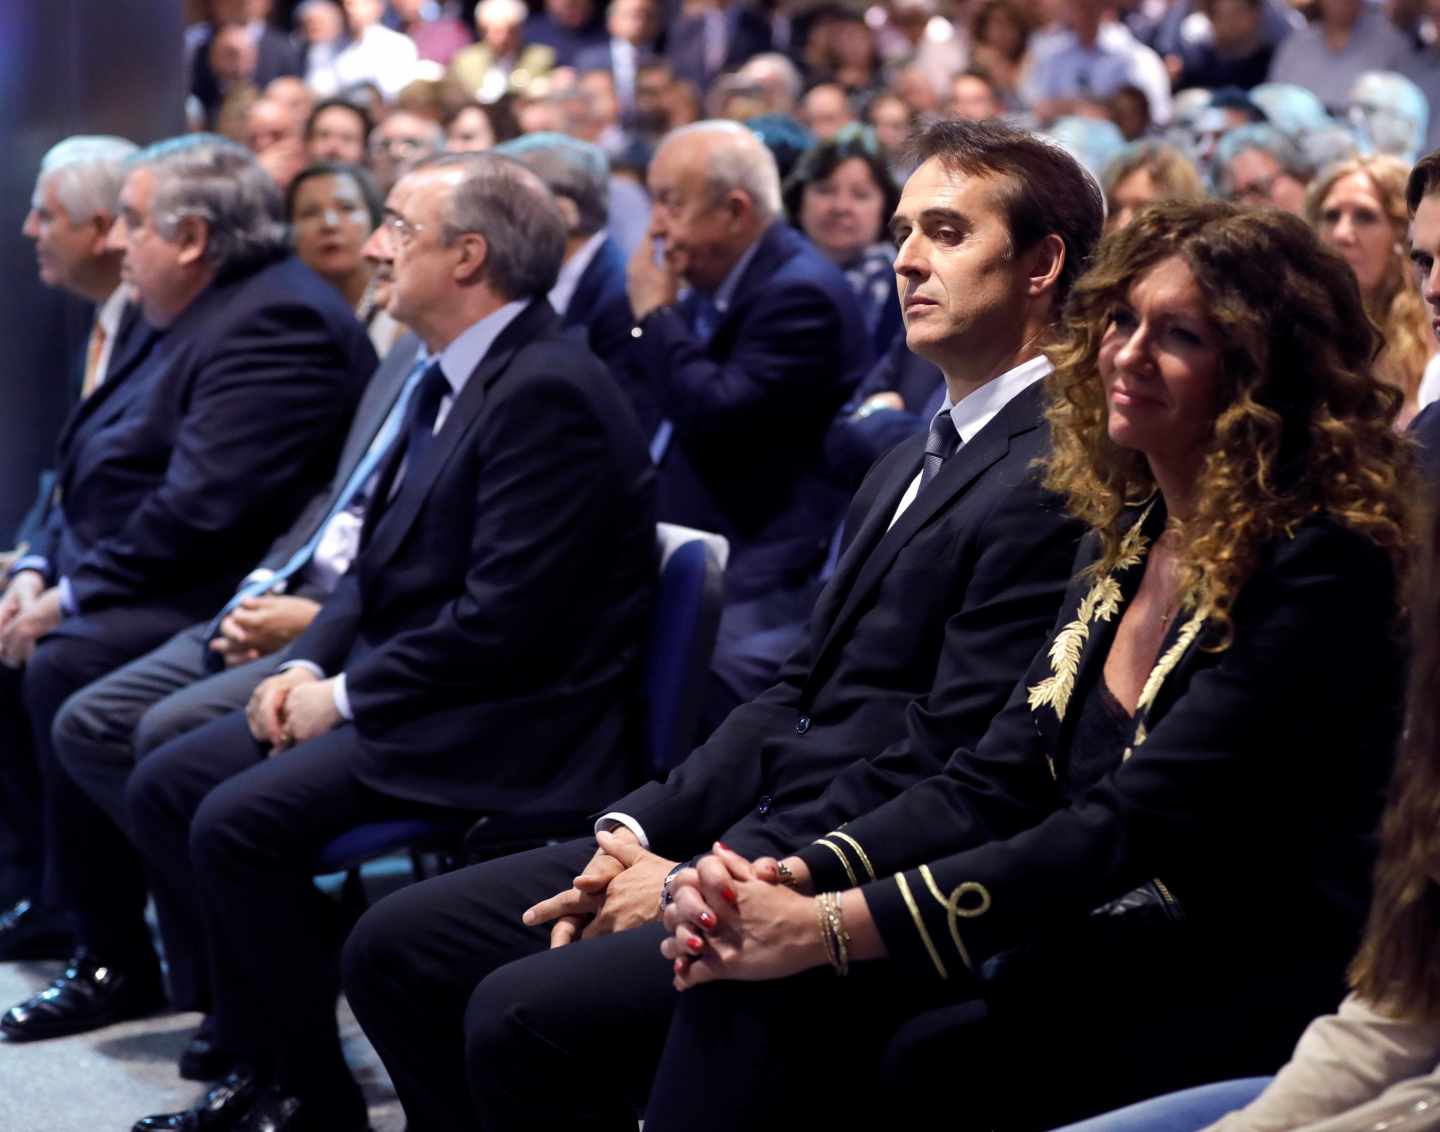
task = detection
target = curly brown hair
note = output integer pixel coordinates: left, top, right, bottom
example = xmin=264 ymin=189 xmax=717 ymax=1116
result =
xmin=1305 ymin=156 xmax=1431 ymax=417
xmin=1351 ymin=501 xmax=1440 ymax=1019
xmin=1043 ymin=199 xmax=1417 ymax=644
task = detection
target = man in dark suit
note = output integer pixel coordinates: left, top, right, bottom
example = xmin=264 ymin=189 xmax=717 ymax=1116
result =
xmin=665 ymin=0 xmax=772 ymax=91
xmin=573 ymin=0 xmax=660 ymax=119
xmin=190 ymin=1 xmax=304 ymax=122
xmin=493 ymin=132 xmax=635 ymax=370
xmin=341 ymin=118 xmax=1104 ymax=1132
xmin=126 ymin=152 xmax=657 ymax=1132
xmin=0 ymin=135 xmax=374 ymax=973
xmin=0 ymin=330 xmax=425 ymax=1049
xmin=625 ymin=120 xmax=871 ymax=638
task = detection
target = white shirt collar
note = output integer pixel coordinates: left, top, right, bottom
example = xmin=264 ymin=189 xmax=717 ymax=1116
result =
xmin=710 ymin=231 xmax=765 ymax=313
xmin=939 ymin=353 xmax=1051 ymax=446
xmin=436 ymin=299 xmax=530 ymax=395
xmin=548 ymin=232 xmax=608 ymax=317
xmin=96 ymin=284 xmax=127 ymax=338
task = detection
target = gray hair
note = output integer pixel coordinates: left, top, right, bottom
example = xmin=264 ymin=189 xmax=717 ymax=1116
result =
xmin=130 ymin=134 xmax=286 ymax=271
xmin=664 ymin=120 xmax=782 ymax=221
xmin=419 ymin=152 xmax=567 ymax=299
xmin=1215 ymin=123 xmax=1312 ymax=194
xmin=35 ymin=135 xmax=139 ymax=223
xmin=492 ymin=132 xmax=609 ymax=237
xmin=737 ymin=53 xmax=804 ymax=109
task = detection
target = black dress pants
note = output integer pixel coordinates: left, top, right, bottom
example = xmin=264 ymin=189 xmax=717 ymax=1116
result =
xmin=127 ymin=710 xmax=470 ymax=1118
xmin=51 ymin=623 xmax=285 ymax=1006
xmin=342 ymin=839 xmax=678 ymax=1132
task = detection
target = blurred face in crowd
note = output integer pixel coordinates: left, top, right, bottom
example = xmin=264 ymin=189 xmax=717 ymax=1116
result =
xmin=266 ymin=77 xmax=313 ymax=125
xmin=801 ymin=157 xmax=888 ymax=266
xmin=609 ymin=0 xmax=656 ymax=44
xmin=480 ymin=9 xmax=525 ymax=55
xmin=1107 ymin=166 xmax=1159 ymax=233
xmin=308 ymin=105 xmax=368 ymax=164
xmin=299 ymin=2 xmax=344 ymax=43
xmin=446 ymin=106 xmax=495 ymax=152
xmin=1316 ymin=171 xmax=1394 ymax=299
xmin=547 ymin=0 xmax=592 ymax=30
xmin=1409 ymin=192 xmax=1440 ymax=337
xmin=951 ymin=74 xmax=1000 ymax=122
xmin=370 ymin=111 xmax=441 ymax=190
xmin=976 ymin=3 xmax=1026 ymax=59
xmin=890 ymin=158 xmax=1040 ymax=369
xmin=892 ymin=65 xmax=940 ymax=115
xmin=578 ymin=70 xmax=620 ymax=132
xmin=22 ymin=175 xmax=114 ymax=295
xmin=391 ymin=0 xmax=425 ymax=21
xmin=245 ymin=98 xmax=299 ymax=154
xmin=801 ymin=84 xmax=855 ymax=142
xmin=647 ymin=131 xmax=755 ymax=292
xmin=291 ymin=172 xmax=375 ymax=289
xmin=1210 ymin=0 xmax=1263 ymax=54
xmin=108 ymin=167 xmax=206 ymax=327
xmin=1227 ymin=147 xmax=1307 ymax=214
xmin=868 ymin=95 xmax=911 ymax=155
xmin=1318 ymin=0 xmax=1362 ymax=30
xmin=210 ymin=24 xmax=258 ymax=84
xmin=1099 ymin=254 xmax=1223 ymax=475
xmin=343 ymin=0 xmax=385 ymax=33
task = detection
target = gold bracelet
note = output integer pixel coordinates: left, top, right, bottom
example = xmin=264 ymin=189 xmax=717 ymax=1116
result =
xmin=816 ymin=892 xmax=851 ymax=976
xmin=816 ymin=892 xmax=839 ymax=971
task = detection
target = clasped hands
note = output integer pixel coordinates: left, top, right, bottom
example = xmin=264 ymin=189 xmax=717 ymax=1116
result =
xmin=0 ymin=572 xmax=62 ymax=669
xmin=245 ymin=665 xmax=341 ymax=753
xmin=210 ymin=594 xmax=321 ymax=668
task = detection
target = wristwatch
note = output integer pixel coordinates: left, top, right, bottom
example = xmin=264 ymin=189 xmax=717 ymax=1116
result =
xmin=658 ymin=860 xmax=688 ymax=916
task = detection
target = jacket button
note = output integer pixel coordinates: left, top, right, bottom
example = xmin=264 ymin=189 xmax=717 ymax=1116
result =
xmin=757 ymin=794 xmax=772 ymax=816
xmin=795 ymin=715 xmax=810 ymax=735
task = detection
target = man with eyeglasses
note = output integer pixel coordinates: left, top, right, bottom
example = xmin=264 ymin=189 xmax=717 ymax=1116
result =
xmin=366 ymin=107 xmax=445 ymax=194
xmin=122 ymin=151 xmax=657 ymax=1132
xmin=1215 ymin=122 xmax=1312 ymax=214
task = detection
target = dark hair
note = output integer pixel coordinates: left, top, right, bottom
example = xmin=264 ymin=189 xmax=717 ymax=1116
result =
xmin=303 ymin=97 xmax=374 ymax=143
xmin=284 ymin=161 xmax=384 ymax=229
xmin=906 ymin=118 xmax=1104 ymax=309
xmin=970 ymin=0 xmax=1032 ymax=62
xmin=1406 ymin=149 xmax=1440 ymax=212
xmin=782 ymin=125 xmax=900 ymax=244
xmin=443 ymin=97 xmax=522 ymax=145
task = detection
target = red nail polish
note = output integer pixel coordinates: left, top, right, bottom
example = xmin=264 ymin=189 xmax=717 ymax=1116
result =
xmin=699 ymin=911 xmax=716 ymax=930
xmin=687 ymin=935 xmax=704 ymax=953
xmin=716 ymin=841 xmax=729 ymax=852
xmin=674 ymin=958 xmax=686 ymax=974
xmin=722 ymin=885 xmax=738 ymax=907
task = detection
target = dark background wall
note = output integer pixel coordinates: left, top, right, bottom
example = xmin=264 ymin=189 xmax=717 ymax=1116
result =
xmin=0 ymin=0 xmax=185 ymax=543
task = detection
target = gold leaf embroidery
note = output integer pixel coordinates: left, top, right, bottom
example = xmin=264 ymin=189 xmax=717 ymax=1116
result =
xmin=1131 ymin=611 xmax=1205 ymax=742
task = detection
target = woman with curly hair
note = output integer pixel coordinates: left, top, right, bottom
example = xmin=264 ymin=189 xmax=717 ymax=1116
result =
xmin=1307 ymin=155 xmax=1435 ymax=428
xmin=645 ymin=200 xmax=1420 ymax=1131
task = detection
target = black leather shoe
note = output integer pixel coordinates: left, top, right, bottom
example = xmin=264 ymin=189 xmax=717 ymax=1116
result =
xmin=132 ymin=1068 xmax=260 ymax=1132
xmin=0 ymin=899 xmax=73 ymax=961
xmin=179 ymin=1015 xmax=238 ymax=1081
xmin=0 ymin=952 xmax=164 ymax=1040
xmin=233 ymin=1087 xmax=370 ymax=1132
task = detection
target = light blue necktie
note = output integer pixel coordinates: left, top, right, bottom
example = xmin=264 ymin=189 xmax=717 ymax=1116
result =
xmin=202 ymin=353 xmax=431 ymax=640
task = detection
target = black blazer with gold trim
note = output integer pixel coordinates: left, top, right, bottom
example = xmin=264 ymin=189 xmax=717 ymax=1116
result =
xmin=796 ymin=504 xmax=1406 ymax=989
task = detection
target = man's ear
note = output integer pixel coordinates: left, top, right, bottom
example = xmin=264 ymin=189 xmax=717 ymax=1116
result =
xmin=173 ymin=215 xmax=210 ymax=268
xmin=1026 ymin=233 xmax=1066 ymax=298
xmin=722 ymin=189 xmax=752 ymax=232
xmin=452 ymin=230 xmax=490 ymax=285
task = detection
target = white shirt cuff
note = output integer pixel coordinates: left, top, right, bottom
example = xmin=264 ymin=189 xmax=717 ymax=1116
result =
xmin=595 ymin=812 xmax=649 ymax=849
xmin=58 ymin=577 xmax=77 ymax=616
xmin=10 ymin=556 xmax=49 ymax=581
xmin=332 ymin=673 xmax=353 ymax=720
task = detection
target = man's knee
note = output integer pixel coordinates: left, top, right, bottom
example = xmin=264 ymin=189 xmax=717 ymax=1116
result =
xmin=133 ymin=696 xmax=192 ymax=761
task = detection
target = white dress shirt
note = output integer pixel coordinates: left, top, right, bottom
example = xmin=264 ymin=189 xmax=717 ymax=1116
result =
xmin=333 ymin=24 xmax=420 ymax=97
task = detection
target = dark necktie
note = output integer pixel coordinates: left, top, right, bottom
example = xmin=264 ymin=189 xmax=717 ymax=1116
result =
xmin=400 ymin=359 xmax=450 ymax=472
xmin=917 ymin=407 xmax=961 ymax=493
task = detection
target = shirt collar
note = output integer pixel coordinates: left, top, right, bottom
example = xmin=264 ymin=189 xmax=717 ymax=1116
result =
xmin=708 ymin=230 xmax=765 ymax=313
xmin=939 ymin=354 xmax=1051 ymax=446
xmin=548 ymin=231 xmax=608 ymax=317
xmin=96 ymin=285 xmax=127 ymax=338
xmin=436 ymin=299 xmax=530 ymax=395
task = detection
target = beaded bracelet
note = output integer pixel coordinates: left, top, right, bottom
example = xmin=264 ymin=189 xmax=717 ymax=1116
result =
xmin=816 ymin=891 xmax=851 ymax=976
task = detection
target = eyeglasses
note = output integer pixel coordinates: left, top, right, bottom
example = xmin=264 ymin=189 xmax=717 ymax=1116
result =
xmin=1227 ymin=174 xmax=1281 ymax=204
xmin=371 ymin=135 xmax=429 ymax=156
xmin=384 ymin=214 xmax=430 ymax=245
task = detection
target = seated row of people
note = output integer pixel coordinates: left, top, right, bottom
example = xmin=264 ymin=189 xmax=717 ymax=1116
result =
xmin=0 ymin=112 xmax=1437 ymax=1131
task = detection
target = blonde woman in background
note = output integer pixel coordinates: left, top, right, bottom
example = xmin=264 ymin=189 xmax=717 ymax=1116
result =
xmin=1307 ymin=155 xmax=1435 ymax=428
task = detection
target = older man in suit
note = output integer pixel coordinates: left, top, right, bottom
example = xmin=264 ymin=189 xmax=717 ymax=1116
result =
xmin=0 ymin=328 xmax=426 ymax=1050
xmin=342 ymin=118 xmax=1103 ymax=1132
xmin=494 ymin=132 xmax=633 ymax=370
xmin=125 ymin=152 xmax=657 ymax=1132
xmin=0 ymin=136 xmax=373 ymax=978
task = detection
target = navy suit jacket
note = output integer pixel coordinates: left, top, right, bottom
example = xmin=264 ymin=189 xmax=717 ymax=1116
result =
xmin=562 ymin=236 xmax=633 ymax=371
xmin=623 ymin=222 xmax=873 ymax=601
xmin=191 ymin=26 xmax=303 ymax=114
xmin=665 ymin=2 xmax=772 ymax=88
xmin=28 ymin=254 xmax=375 ymax=634
xmin=1412 ymin=399 xmax=1440 ymax=489
xmin=607 ymin=382 xmax=1085 ymax=860
xmin=287 ymin=300 xmax=658 ymax=815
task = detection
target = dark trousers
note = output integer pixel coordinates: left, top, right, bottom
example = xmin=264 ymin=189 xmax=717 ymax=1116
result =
xmin=0 ymin=607 xmax=190 ymax=934
xmin=51 ymin=622 xmax=285 ymax=1005
xmin=342 ymin=839 xmax=677 ymax=1132
xmin=127 ymin=710 xmax=470 ymax=1116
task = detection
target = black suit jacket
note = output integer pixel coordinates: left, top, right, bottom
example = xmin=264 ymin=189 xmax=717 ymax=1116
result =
xmin=624 ymin=222 xmax=873 ymax=601
xmin=191 ymin=25 xmax=303 ymax=114
xmin=1411 ymin=399 xmax=1440 ymax=489
xmin=28 ymin=255 xmax=375 ymax=630
xmin=606 ymin=380 xmax=1085 ymax=859
xmin=665 ymin=2 xmax=772 ymax=88
xmin=562 ymin=237 xmax=633 ymax=372
xmin=799 ymin=507 xmax=1403 ymax=1004
xmin=287 ymin=300 xmax=658 ymax=815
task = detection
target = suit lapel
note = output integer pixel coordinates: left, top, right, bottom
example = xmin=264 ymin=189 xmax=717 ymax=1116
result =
xmin=54 ymin=309 xmax=158 ymax=461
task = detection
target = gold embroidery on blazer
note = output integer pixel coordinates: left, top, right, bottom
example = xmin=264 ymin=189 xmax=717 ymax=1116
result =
xmin=1027 ymin=504 xmax=1154 ymax=721
xmin=830 ymin=831 xmax=876 ymax=882
xmin=919 ymin=865 xmax=976 ymax=973
xmin=896 ymin=871 xmax=950 ymax=979
xmin=813 ymin=838 xmax=858 ymax=887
